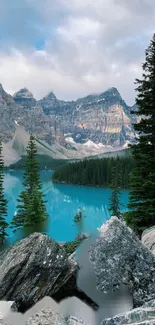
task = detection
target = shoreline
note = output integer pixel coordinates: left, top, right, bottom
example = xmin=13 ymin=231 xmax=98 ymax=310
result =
xmin=52 ymin=178 xmax=130 ymax=190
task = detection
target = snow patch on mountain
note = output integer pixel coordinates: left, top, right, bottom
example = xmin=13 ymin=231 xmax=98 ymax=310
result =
xmin=123 ymin=140 xmax=131 ymax=148
xmin=83 ymin=140 xmax=105 ymax=149
xmin=97 ymin=98 xmax=105 ymax=102
xmin=15 ymin=120 xmax=20 ymax=126
xmin=65 ymin=137 xmax=76 ymax=144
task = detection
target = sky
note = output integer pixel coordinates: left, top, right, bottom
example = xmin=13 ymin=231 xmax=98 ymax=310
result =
xmin=0 ymin=0 xmax=155 ymax=105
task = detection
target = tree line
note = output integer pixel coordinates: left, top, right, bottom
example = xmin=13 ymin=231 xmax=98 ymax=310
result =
xmin=52 ymin=156 xmax=133 ymax=189
xmin=8 ymin=155 xmax=68 ymax=170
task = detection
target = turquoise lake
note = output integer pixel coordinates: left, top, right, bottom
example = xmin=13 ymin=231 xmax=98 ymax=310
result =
xmin=3 ymin=170 xmax=129 ymax=245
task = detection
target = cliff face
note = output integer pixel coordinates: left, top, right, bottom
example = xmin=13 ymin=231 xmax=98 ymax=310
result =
xmin=13 ymin=88 xmax=37 ymax=109
xmin=0 ymin=84 xmax=54 ymax=145
xmin=0 ymin=84 xmax=136 ymax=150
xmin=39 ymin=88 xmax=135 ymax=147
xmin=38 ymin=87 xmax=137 ymax=147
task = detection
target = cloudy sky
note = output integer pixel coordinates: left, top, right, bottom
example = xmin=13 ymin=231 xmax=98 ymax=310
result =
xmin=0 ymin=0 xmax=154 ymax=105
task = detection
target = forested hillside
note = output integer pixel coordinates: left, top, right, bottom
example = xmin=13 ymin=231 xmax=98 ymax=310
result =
xmin=52 ymin=156 xmax=133 ymax=189
xmin=8 ymin=155 xmax=68 ymax=170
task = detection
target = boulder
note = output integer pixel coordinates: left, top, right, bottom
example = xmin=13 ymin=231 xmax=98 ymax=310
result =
xmin=0 ymin=233 xmax=78 ymax=312
xmin=89 ymin=217 xmax=155 ymax=307
xmin=101 ymin=299 xmax=155 ymax=325
xmin=26 ymin=308 xmax=66 ymax=325
xmin=142 ymin=226 xmax=155 ymax=254
xmin=26 ymin=308 xmax=90 ymax=325
xmin=76 ymin=233 xmax=89 ymax=241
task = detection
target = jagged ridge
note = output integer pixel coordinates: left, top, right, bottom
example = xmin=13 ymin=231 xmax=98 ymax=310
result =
xmin=0 ymin=83 xmax=137 ymax=165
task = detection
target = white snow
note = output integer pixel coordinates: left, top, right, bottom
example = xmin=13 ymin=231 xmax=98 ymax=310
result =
xmin=15 ymin=120 xmax=20 ymax=126
xmin=65 ymin=137 xmax=76 ymax=144
xmin=64 ymin=133 xmax=71 ymax=137
xmin=97 ymin=98 xmax=105 ymax=102
xmin=98 ymin=143 xmax=105 ymax=148
xmin=83 ymin=140 xmax=105 ymax=149
xmin=123 ymin=140 xmax=131 ymax=148
xmin=83 ymin=140 xmax=97 ymax=147
xmin=76 ymin=104 xmax=82 ymax=110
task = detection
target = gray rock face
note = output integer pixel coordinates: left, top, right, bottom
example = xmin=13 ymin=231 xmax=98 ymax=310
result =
xmin=0 ymin=83 xmax=53 ymax=145
xmin=26 ymin=308 xmax=90 ymax=325
xmin=39 ymin=87 xmax=136 ymax=147
xmin=13 ymin=88 xmax=36 ymax=109
xmin=26 ymin=308 xmax=66 ymax=325
xmin=142 ymin=226 xmax=155 ymax=255
xmin=89 ymin=217 xmax=155 ymax=307
xmin=101 ymin=299 xmax=155 ymax=325
xmin=0 ymin=233 xmax=77 ymax=312
xmin=0 ymin=83 xmax=137 ymax=148
xmin=0 ymin=84 xmax=18 ymax=142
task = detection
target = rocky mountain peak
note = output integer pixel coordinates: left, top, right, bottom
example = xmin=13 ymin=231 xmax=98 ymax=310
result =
xmin=45 ymin=91 xmax=57 ymax=101
xmin=13 ymin=88 xmax=34 ymax=99
xmin=38 ymin=91 xmax=60 ymax=115
xmin=0 ymin=83 xmax=7 ymax=98
xmin=0 ymin=83 xmax=3 ymax=93
xmin=0 ymin=83 xmax=137 ymax=151
xmin=13 ymin=88 xmax=36 ymax=109
xmin=0 ymin=83 xmax=15 ymax=107
xmin=101 ymin=87 xmax=122 ymax=99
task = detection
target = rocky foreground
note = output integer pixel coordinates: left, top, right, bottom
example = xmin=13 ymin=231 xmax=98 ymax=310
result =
xmin=1 ymin=217 xmax=155 ymax=324
xmin=0 ymin=233 xmax=78 ymax=311
xmin=89 ymin=217 xmax=155 ymax=307
xmin=2 ymin=300 xmax=155 ymax=325
xmin=26 ymin=308 xmax=90 ymax=325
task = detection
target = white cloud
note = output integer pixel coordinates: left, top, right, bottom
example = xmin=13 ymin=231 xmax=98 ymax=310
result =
xmin=0 ymin=0 xmax=155 ymax=105
xmin=0 ymin=47 xmax=142 ymax=104
xmin=57 ymin=17 xmax=101 ymax=40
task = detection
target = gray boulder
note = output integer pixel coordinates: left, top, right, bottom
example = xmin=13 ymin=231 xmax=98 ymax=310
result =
xmin=101 ymin=299 xmax=155 ymax=325
xmin=89 ymin=217 xmax=155 ymax=307
xmin=0 ymin=233 xmax=78 ymax=312
xmin=26 ymin=307 xmax=90 ymax=325
xmin=26 ymin=308 xmax=66 ymax=325
xmin=76 ymin=233 xmax=89 ymax=241
xmin=142 ymin=226 xmax=155 ymax=255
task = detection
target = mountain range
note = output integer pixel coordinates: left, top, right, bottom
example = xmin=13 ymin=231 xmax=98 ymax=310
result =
xmin=0 ymin=83 xmax=136 ymax=166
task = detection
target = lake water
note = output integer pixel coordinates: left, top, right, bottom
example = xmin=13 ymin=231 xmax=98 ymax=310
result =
xmin=2 ymin=170 xmax=132 ymax=322
xmin=3 ymin=170 xmax=129 ymax=245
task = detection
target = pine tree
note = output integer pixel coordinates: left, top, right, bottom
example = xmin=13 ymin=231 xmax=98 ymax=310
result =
xmin=125 ymin=34 xmax=155 ymax=233
xmin=0 ymin=140 xmax=8 ymax=243
xmin=109 ymin=157 xmax=121 ymax=217
xmin=11 ymin=134 xmax=48 ymax=228
xmin=74 ymin=207 xmax=85 ymax=237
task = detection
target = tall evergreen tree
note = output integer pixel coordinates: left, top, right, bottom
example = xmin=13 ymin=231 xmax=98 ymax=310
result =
xmin=125 ymin=34 xmax=155 ymax=233
xmin=109 ymin=157 xmax=121 ymax=217
xmin=11 ymin=135 xmax=48 ymax=228
xmin=0 ymin=140 xmax=8 ymax=243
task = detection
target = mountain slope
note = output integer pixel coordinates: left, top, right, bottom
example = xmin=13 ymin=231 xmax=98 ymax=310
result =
xmin=38 ymin=86 xmax=136 ymax=146
xmin=0 ymin=84 xmax=137 ymax=165
xmin=3 ymin=125 xmax=126 ymax=166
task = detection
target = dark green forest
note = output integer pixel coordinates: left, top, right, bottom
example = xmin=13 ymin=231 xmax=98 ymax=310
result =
xmin=8 ymin=155 xmax=68 ymax=170
xmin=52 ymin=156 xmax=133 ymax=189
